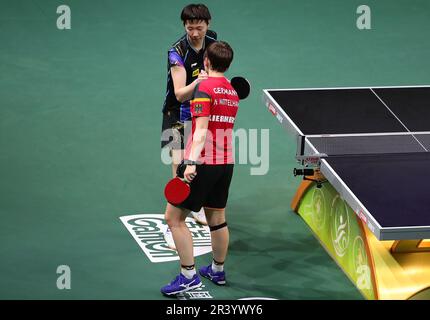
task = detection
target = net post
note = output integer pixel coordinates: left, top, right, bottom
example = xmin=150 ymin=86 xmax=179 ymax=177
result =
xmin=296 ymin=135 xmax=305 ymax=164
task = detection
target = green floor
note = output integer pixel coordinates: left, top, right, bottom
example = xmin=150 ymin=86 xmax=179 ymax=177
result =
xmin=1 ymin=0 xmax=429 ymax=299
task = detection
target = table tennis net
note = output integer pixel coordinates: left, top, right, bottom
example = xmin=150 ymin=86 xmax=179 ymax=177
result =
xmin=301 ymin=132 xmax=430 ymax=157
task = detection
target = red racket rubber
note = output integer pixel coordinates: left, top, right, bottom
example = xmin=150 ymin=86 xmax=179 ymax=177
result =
xmin=164 ymin=177 xmax=190 ymax=205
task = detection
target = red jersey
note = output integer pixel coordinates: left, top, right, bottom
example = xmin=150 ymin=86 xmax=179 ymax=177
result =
xmin=185 ymin=77 xmax=239 ymax=165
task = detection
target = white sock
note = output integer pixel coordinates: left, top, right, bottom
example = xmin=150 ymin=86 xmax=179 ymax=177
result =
xmin=212 ymin=261 xmax=224 ymax=273
xmin=181 ymin=266 xmax=196 ymax=279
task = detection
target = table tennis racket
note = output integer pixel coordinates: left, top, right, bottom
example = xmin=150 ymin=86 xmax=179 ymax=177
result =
xmin=231 ymin=76 xmax=251 ymax=100
xmin=164 ymin=177 xmax=190 ymax=205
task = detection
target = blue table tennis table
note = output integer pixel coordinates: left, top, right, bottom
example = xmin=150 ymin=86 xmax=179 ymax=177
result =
xmin=263 ymin=86 xmax=430 ymax=300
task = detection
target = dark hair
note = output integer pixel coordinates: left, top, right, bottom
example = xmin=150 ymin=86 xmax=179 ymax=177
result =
xmin=204 ymin=41 xmax=234 ymax=73
xmin=181 ymin=4 xmax=211 ymax=25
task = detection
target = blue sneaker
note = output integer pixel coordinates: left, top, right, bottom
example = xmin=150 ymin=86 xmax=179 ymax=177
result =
xmin=199 ymin=265 xmax=226 ymax=285
xmin=161 ymin=273 xmax=202 ymax=296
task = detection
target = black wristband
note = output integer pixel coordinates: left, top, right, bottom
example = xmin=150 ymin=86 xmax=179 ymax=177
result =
xmin=183 ymin=160 xmax=199 ymax=165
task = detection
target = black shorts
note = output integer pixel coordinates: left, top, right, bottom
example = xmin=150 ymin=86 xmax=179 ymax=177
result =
xmin=176 ymin=164 xmax=234 ymax=212
xmin=161 ymin=110 xmax=184 ymax=150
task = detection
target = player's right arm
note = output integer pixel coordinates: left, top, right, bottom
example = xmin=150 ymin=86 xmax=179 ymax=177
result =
xmin=169 ymin=48 xmax=207 ymax=103
xmin=171 ymin=66 xmax=207 ymax=103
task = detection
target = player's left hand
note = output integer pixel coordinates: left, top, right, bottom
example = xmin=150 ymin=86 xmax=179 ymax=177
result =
xmin=184 ymin=165 xmax=197 ymax=183
xmin=198 ymin=70 xmax=208 ymax=82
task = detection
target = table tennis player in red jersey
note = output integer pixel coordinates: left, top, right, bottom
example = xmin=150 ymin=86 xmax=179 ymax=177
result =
xmin=161 ymin=41 xmax=238 ymax=296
